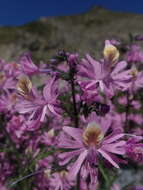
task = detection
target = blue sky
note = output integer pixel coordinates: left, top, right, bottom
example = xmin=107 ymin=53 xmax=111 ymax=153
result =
xmin=0 ymin=0 xmax=143 ymax=26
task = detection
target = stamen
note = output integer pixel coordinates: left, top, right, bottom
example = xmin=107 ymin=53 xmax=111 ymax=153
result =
xmin=60 ymin=170 xmax=68 ymax=178
xmin=17 ymin=75 xmax=32 ymax=98
xmin=44 ymin=169 xmax=51 ymax=178
xmin=103 ymin=44 xmax=119 ymax=64
xmin=130 ymin=67 xmax=138 ymax=77
xmin=82 ymin=122 xmax=104 ymax=147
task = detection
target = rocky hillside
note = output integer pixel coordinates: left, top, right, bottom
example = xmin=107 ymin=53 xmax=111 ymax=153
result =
xmin=0 ymin=6 xmax=143 ymax=61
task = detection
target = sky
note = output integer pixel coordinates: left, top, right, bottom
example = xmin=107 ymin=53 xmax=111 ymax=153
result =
xmin=0 ymin=0 xmax=143 ymax=26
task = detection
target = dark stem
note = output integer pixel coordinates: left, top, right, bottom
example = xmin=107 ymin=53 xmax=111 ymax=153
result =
xmin=125 ymin=90 xmax=130 ymax=132
xmin=76 ymin=169 xmax=81 ymax=190
xmin=68 ymin=58 xmax=79 ymax=128
xmin=70 ymin=77 xmax=79 ymax=128
xmin=9 ymin=169 xmax=44 ymax=187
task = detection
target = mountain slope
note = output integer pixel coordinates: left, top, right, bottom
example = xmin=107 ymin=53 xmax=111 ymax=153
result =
xmin=0 ymin=6 xmax=143 ymax=61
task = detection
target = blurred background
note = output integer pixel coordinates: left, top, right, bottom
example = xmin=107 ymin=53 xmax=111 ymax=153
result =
xmin=0 ymin=0 xmax=143 ymax=60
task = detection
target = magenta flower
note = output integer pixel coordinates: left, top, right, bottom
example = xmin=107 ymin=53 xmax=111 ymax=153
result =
xmin=19 ymin=53 xmax=39 ymax=75
xmin=42 ymin=129 xmax=57 ymax=146
xmin=58 ymin=121 xmax=126 ymax=181
xmin=49 ymin=171 xmax=74 ymax=190
xmin=125 ymin=137 xmax=143 ymax=163
xmin=0 ymin=71 xmax=16 ymax=91
xmin=6 ymin=115 xmax=28 ymax=146
xmin=34 ymin=156 xmax=53 ymax=190
xmin=16 ymin=75 xmax=61 ymax=130
xmin=118 ymin=96 xmax=141 ymax=110
xmin=78 ymin=51 xmax=132 ymax=98
xmin=0 ymin=92 xmax=18 ymax=113
xmin=129 ymin=66 xmax=143 ymax=92
xmin=126 ymin=45 xmax=143 ymax=63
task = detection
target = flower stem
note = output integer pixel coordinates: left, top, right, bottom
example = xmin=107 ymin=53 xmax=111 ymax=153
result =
xmin=76 ymin=169 xmax=80 ymax=190
xmin=9 ymin=170 xmax=44 ymax=187
xmin=99 ymin=163 xmax=110 ymax=187
xmin=68 ymin=58 xmax=79 ymax=128
xmin=125 ymin=90 xmax=131 ymax=132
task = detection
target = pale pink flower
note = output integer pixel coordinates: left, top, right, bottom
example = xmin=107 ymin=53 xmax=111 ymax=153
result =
xmin=58 ymin=121 xmax=126 ymax=182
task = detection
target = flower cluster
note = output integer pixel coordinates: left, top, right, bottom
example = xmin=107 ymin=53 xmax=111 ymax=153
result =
xmin=0 ymin=38 xmax=143 ymax=190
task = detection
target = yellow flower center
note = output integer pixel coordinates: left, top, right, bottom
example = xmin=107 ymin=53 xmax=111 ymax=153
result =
xmin=82 ymin=122 xmax=104 ymax=147
xmin=47 ymin=129 xmax=55 ymax=137
xmin=44 ymin=169 xmax=51 ymax=178
xmin=60 ymin=170 xmax=68 ymax=178
xmin=103 ymin=44 xmax=119 ymax=64
xmin=130 ymin=68 xmax=138 ymax=77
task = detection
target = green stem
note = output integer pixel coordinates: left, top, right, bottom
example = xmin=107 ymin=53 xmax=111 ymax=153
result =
xmin=99 ymin=163 xmax=110 ymax=187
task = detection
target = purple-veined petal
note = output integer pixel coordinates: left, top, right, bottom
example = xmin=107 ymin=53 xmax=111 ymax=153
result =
xmin=68 ymin=150 xmax=88 ymax=179
xmin=40 ymin=105 xmax=47 ymax=122
xmin=112 ymin=61 xmax=127 ymax=75
xmin=63 ymin=126 xmax=83 ymax=142
xmin=98 ymin=149 xmax=119 ymax=168
xmin=59 ymin=148 xmax=85 ymax=165
xmin=103 ymin=134 xmax=124 ymax=144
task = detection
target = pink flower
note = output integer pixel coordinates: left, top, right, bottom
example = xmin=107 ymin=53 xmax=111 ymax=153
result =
xmin=34 ymin=156 xmax=53 ymax=189
xmin=58 ymin=121 xmax=126 ymax=182
xmin=16 ymin=75 xmax=61 ymax=130
xmin=49 ymin=171 xmax=74 ymax=190
xmin=130 ymin=67 xmax=143 ymax=91
xmin=0 ymin=71 xmax=16 ymax=91
xmin=78 ymin=52 xmax=132 ymax=98
xmin=19 ymin=53 xmax=39 ymax=75
xmin=0 ymin=92 xmax=18 ymax=113
xmin=126 ymin=45 xmax=143 ymax=63
xmin=125 ymin=137 xmax=143 ymax=163
xmin=6 ymin=115 xmax=28 ymax=146
xmin=42 ymin=129 xmax=57 ymax=146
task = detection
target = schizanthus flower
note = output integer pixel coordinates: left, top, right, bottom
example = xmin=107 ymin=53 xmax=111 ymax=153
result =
xmin=59 ymin=121 xmax=126 ymax=184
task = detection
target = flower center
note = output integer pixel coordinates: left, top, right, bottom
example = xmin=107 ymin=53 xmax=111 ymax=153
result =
xmin=82 ymin=122 xmax=104 ymax=147
xmin=60 ymin=170 xmax=68 ymax=178
xmin=17 ymin=75 xmax=32 ymax=99
xmin=44 ymin=169 xmax=51 ymax=178
xmin=130 ymin=68 xmax=138 ymax=78
xmin=103 ymin=44 xmax=119 ymax=64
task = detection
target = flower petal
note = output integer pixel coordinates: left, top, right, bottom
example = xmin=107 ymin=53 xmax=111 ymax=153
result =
xmin=98 ymin=149 xmax=119 ymax=168
xmin=103 ymin=134 xmax=124 ymax=144
xmin=63 ymin=126 xmax=83 ymax=142
xmin=68 ymin=150 xmax=88 ymax=179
